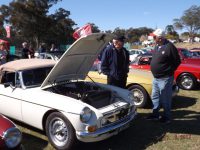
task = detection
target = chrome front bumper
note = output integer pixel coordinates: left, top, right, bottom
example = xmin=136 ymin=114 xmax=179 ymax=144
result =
xmin=76 ymin=111 xmax=137 ymax=143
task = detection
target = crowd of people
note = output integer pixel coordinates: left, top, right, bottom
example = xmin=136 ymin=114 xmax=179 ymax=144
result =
xmin=0 ymin=41 xmax=59 ymax=65
xmin=21 ymin=42 xmax=34 ymax=59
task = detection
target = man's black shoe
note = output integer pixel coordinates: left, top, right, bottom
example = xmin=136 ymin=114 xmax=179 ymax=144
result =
xmin=159 ymin=116 xmax=171 ymax=124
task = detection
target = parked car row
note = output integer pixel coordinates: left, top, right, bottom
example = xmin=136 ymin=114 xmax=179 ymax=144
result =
xmin=35 ymin=51 xmax=65 ymax=61
xmin=129 ymin=48 xmax=152 ymax=62
xmin=130 ymin=54 xmax=200 ymax=90
xmin=129 ymin=49 xmax=146 ymax=62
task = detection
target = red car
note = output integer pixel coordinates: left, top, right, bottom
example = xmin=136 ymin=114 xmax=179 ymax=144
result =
xmin=178 ymin=48 xmax=200 ymax=65
xmin=130 ymin=55 xmax=200 ymax=90
xmin=0 ymin=114 xmax=22 ymax=149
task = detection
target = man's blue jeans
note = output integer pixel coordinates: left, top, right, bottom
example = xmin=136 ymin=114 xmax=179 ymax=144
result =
xmin=151 ymin=76 xmax=174 ymax=119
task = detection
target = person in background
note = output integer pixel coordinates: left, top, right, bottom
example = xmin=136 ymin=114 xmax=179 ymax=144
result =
xmin=21 ymin=42 xmax=29 ymax=58
xmin=28 ymin=45 xmax=35 ymax=58
xmin=0 ymin=41 xmax=8 ymax=65
xmin=50 ymin=43 xmax=58 ymax=51
xmin=146 ymin=28 xmax=181 ymax=124
xmin=101 ymin=35 xmax=130 ymax=89
xmin=38 ymin=43 xmax=46 ymax=54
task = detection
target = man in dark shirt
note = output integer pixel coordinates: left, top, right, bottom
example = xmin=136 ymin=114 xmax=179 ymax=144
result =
xmin=146 ymin=29 xmax=181 ymax=123
xmin=101 ymin=35 xmax=130 ymax=88
xmin=21 ymin=42 xmax=29 ymax=59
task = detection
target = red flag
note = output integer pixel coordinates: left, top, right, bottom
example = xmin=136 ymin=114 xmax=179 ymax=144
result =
xmin=5 ymin=25 xmax=11 ymax=38
xmin=73 ymin=24 xmax=92 ymax=39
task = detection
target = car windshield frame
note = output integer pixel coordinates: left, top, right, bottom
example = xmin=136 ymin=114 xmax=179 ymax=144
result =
xmin=22 ymin=66 xmax=53 ymax=88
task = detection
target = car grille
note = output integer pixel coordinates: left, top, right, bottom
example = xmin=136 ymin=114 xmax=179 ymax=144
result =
xmin=101 ymin=105 xmax=133 ymax=127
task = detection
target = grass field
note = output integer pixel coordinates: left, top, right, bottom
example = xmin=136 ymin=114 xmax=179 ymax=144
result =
xmin=16 ymin=86 xmax=200 ymax=150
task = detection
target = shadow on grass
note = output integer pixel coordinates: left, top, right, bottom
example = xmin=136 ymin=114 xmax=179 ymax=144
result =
xmin=172 ymin=95 xmax=197 ymax=109
xmin=142 ymin=92 xmax=197 ymax=110
xmin=73 ymin=109 xmax=200 ymax=150
xmin=14 ymin=121 xmax=49 ymax=150
xmin=15 ymin=94 xmax=200 ymax=150
xmin=22 ymin=132 xmax=48 ymax=150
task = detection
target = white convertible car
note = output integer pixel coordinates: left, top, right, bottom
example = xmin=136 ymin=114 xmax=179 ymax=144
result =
xmin=0 ymin=33 xmax=137 ymax=150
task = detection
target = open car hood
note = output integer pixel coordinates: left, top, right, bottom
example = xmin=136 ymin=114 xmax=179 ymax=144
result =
xmin=41 ymin=33 xmax=113 ymax=89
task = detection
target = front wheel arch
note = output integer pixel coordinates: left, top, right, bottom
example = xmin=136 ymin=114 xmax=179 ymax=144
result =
xmin=42 ymin=109 xmax=59 ymax=131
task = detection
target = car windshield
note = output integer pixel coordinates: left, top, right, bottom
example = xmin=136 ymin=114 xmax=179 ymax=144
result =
xmin=129 ymin=50 xmax=139 ymax=55
xmin=22 ymin=67 xmax=53 ymax=87
xmin=49 ymin=51 xmax=65 ymax=59
xmin=181 ymin=49 xmax=193 ymax=58
xmin=129 ymin=51 xmax=136 ymax=55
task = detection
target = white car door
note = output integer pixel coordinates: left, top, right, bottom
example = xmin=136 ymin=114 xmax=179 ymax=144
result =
xmin=0 ymin=72 xmax=23 ymax=121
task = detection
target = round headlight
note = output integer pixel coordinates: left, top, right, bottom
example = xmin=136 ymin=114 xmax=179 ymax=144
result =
xmin=3 ymin=127 xmax=22 ymax=148
xmin=80 ymin=107 xmax=92 ymax=123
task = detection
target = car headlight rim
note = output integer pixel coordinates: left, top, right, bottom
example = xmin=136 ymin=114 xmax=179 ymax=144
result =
xmin=3 ymin=127 xmax=22 ymax=148
xmin=80 ymin=107 xmax=92 ymax=123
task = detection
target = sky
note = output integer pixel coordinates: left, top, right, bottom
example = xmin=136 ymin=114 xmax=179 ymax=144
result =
xmin=0 ymin=0 xmax=200 ymax=33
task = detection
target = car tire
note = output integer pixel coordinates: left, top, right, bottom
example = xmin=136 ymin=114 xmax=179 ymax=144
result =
xmin=177 ymin=73 xmax=197 ymax=90
xmin=45 ymin=112 xmax=77 ymax=150
xmin=128 ymin=85 xmax=149 ymax=108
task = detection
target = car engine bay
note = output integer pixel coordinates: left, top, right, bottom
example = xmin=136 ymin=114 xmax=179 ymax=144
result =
xmin=46 ymin=81 xmax=117 ymax=108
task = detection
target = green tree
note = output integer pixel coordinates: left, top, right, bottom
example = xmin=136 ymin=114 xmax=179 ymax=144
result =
xmin=0 ymin=0 xmax=75 ymax=49
xmin=113 ymin=27 xmax=126 ymax=37
xmin=165 ymin=25 xmax=179 ymax=40
xmin=104 ymin=30 xmax=112 ymax=33
xmin=165 ymin=25 xmax=175 ymax=34
xmin=125 ymin=27 xmax=153 ymax=43
xmin=0 ymin=16 xmax=6 ymax=38
xmin=46 ymin=8 xmax=76 ymax=45
xmin=173 ymin=5 xmax=200 ymax=37
xmin=88 ymin=23 xmax=101 ymax=33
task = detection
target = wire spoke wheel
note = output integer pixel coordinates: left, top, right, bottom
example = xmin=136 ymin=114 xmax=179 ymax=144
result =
xmin=132 ymin=89 xmax=144 ymax=105
xmin=178 ymin=74 xmax=196 ymax=90
xmin=128 ymin=85 xmax=148 ymax=108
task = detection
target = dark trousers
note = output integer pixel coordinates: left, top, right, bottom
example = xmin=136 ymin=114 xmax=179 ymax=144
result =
xmin=107 ymin=75 xmax=127 ymax=89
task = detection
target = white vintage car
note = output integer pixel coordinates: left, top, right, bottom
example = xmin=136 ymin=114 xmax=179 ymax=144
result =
xmin=0 ymin=33 xmax=137 ymax=150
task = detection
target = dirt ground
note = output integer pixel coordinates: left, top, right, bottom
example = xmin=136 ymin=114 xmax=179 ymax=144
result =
xmin=175 ymin=42 xmax=200 ymax=49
